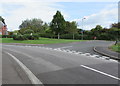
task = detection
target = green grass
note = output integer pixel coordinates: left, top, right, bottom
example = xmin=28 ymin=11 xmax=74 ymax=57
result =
xmin=1 ymin=38 xmax=85 ymax=44
xmin=110 ymin=43 xmax=120 ymax=53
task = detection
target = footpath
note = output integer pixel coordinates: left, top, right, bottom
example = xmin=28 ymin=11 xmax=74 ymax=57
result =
xmin=2 ymin=51 xmax=32 ymax=84
xmin=94 ymin=46 xmax=120 ymax=60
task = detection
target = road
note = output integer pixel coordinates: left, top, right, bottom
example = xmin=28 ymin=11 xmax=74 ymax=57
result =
xmin=44 ymin=40 xmax=115 ymax=55
xmin=2 ymin=40 xmax=120 ymax=85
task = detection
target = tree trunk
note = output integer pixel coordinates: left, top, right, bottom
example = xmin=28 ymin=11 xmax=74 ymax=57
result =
xmin=73 ymin=33 xmax=74 ymax=40
xmin=58 ymin=33 xmax=60 ymax=39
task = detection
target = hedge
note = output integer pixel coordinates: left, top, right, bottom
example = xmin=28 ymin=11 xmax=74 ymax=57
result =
xmin=13 ymin=34 xmax=39 ymax=40
xmin=2 ymin=35 xmax=15 ymax=38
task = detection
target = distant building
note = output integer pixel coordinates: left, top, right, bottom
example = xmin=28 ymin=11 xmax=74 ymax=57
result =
xmin=0 ymin=21 xmax=8 ymax=35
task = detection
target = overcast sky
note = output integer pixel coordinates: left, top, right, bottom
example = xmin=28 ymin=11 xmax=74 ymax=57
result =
xmin=0 ymin=0 xmax=119 ymax=31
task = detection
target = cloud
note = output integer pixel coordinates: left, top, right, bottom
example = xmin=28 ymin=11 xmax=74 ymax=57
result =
xmin=73 ymin=4 xmax=118 ymax=30
xmin=0 ymin=1 xmax=118 ymax=31
xmin=0 ymin=1 xmax=68 ymax=31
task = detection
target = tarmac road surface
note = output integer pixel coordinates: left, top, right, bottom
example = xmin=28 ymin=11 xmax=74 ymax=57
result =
xmin=2 ymin=41 xmax=119 ymax=85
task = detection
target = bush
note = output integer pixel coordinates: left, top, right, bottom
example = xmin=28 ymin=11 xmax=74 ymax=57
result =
xmin=13 ymin=35 xmax=25 ymax=40
xmin=2 ymin=35 xmax=8 ymax=38
xmin=23 ymin=34 xmax=31 ymax=40
xmin=39 ymin=33 xmax=56 ymax=38
xmin=2 ymin=35 xmax=15 ymax=38
xmin=23 ymin=29 xmax=34 ymax=34
xmin=13 ymin=34 xmax=39 ymax=40
xmin=60 ymin=34 xmax=82 ymax=40
xmin=23 ymin=34 xmax=39 ymax=40
xmin=32 ymin=34 xmax=39 ymax=40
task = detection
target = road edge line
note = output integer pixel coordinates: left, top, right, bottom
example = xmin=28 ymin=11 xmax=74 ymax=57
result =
xmin=5 ymin=52 xmax=43 ymax=85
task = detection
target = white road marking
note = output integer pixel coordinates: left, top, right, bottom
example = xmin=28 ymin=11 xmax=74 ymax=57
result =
xmin=90 ymin=55 xmax=99 ymax=58
xmin=110 ymin=59 xmax=118 ymax=63
xmin=3 ymin=45 xmax=118 ymax=63
xmin=5 ymin=52 xmax=43 ymax=85
xmin=80 ymin=54 xmax=87 ymax=56
xmin=81 ymin=65 xmax=120 ymax=80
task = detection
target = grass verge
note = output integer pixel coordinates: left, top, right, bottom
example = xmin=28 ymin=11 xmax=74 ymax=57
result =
xmin=1 ymin=38 xmax=85 ymax=44
xmin=110 ymin=43 xmax=120 ymax=53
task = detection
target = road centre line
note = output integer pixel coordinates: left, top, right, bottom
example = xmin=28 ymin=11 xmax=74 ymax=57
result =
xmin=5 ymin=52 xmax=43 ymax=85
xmin=81 ymin=65 xmax=120 ymax=81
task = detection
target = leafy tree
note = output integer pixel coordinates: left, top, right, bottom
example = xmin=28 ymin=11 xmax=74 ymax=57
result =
xmin=23 ymin=29 xmax=34 ymax=34
xmin=42 ymin=23 xmax=50 ymax=33
xmin=50 ymin=11 xmax=66 ymax=39
xmin=91 ymin=25 xmax=103 ymax=37
xmin=0 ymin=16 xmax=5 ymax=24
xmin=19 ymin=18 xmax=43 ymax=34
xmin=65 ymin=21 xmax=78 ymax=39
xmin=110 ymin=22 xmax=120 ymax=29
xmin=91 ymin=25 xmax=103 ymax=32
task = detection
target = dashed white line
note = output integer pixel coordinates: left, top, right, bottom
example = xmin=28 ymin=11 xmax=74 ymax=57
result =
xmin=81 ymin=65 xmax=120 ymax=80
xmin=3 ymin=45 xmax=118 ymax=62
xmin=5 ymin=52 xmax=43 ymax=85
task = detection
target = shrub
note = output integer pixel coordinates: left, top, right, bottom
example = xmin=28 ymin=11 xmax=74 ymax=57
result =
xmin=2 ymin=35 xmax=16 ymax=38
xmin=13 ymin=35 xmax=25 ymax=40
xmin=23 ymin=34 xmax=39 ymax=40
xmin=13 ymin=34 xmax=39 ymax=40
xmin=39 ymin=33 xmax=56 ymax=38
xmin=60 ymin=34 xmax=82 ymax=40
xmin=23 ymin=29 xmax=34 ymax=34
xmin=23 ymin=34 xmax=31 ymax=40
xmin=2 ymin=35 xmax=8 ymax=38
xmin=32 ymin=34 xmax=39 ymax=40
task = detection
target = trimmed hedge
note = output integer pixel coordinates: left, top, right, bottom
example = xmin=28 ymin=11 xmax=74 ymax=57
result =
xmin=39 ymin=33 xmax=56 ymax=38
xmin=60 ymin=34 xmax=79 ymax=39
xmin=2 ymin=35 xmax=15 ymax=38
xmin=13 ymin=34 xmax=39 ymax=40
xmin=13 ymin=35 xmax=25 ymax=40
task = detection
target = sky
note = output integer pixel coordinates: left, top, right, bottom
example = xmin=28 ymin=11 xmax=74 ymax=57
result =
xmin=0 ymin=0 xmax=119 ymax=31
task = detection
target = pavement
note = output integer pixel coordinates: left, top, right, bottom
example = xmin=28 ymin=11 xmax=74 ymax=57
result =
xmin=94 ymin=46 xmax=120 ymax=60
xmin=2 ymin=51 xmax=32 ymax=84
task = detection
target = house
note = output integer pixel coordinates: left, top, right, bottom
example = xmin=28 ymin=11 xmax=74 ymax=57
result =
xmin=0 ymin=21 xmax=8 ymax=35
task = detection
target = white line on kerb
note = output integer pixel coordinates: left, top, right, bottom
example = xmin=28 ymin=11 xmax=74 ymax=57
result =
xmin=5 ymin=52 xmax=43 ymax=85
xmin=81 ymin=65 xmax=120 ymax=81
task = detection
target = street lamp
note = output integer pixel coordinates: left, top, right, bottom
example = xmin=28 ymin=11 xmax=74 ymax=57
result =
xmin=81 ymin=17 xmax=86 ymax=40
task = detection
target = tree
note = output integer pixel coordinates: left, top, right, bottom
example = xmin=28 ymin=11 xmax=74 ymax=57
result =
xmin=50 ymin=11 xmax=66 ymax=39
xmin=0 ymin=16 xmax=5 ymax=24
xmin=42 ymin=23 xmax=50 ymax=33
xmin=91 ymin=25 xmax=103 ymax=37
xmin=110 ymin=22 xmax=120 ymax=29
xmin=19 ymin=18 xmax=43 ymax=34
xmin=91 ymin=25 xmax=103 ymax=31
xmin=65 ymin=21 xmax=78 ymax=39
xmin=23 ymin=29 xmax=34 ymax=34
